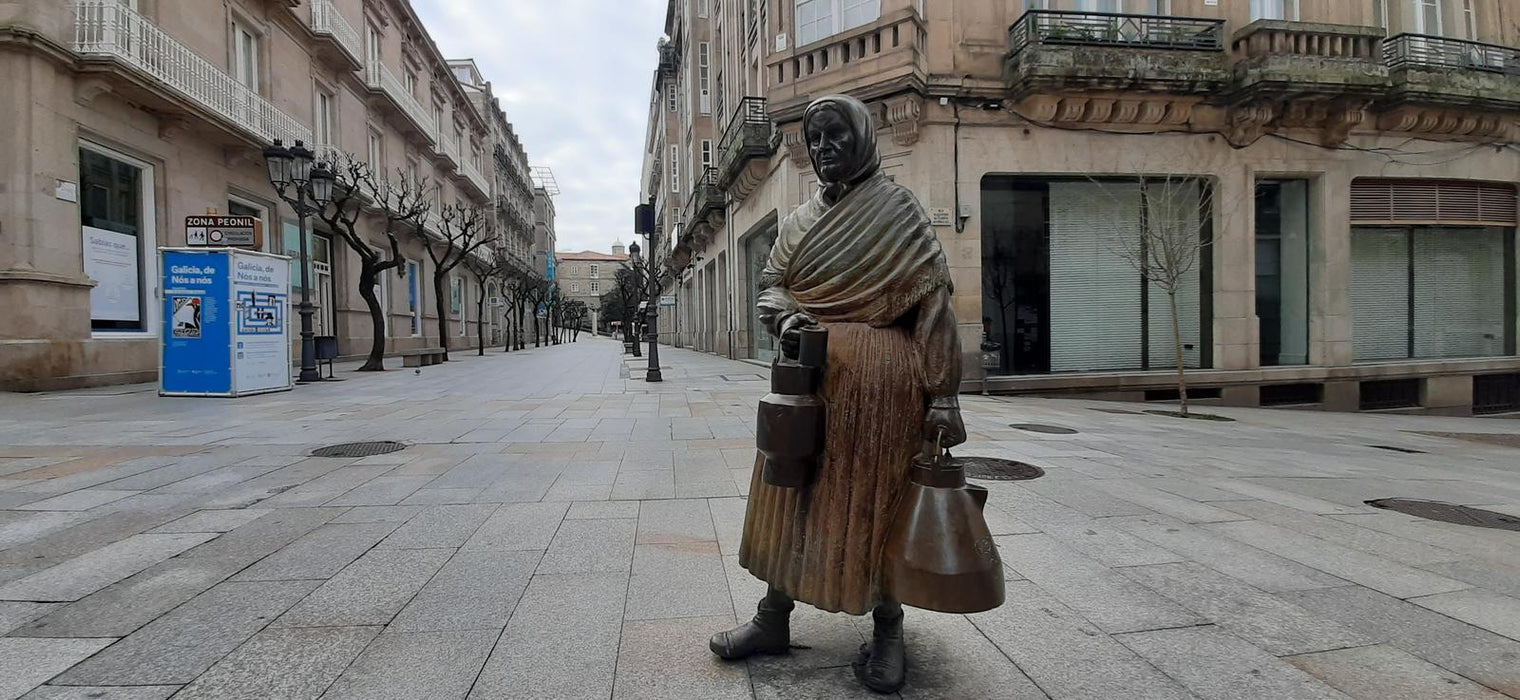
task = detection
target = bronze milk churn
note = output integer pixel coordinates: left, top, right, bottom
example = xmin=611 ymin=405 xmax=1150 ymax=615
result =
xmin=883 ymin=433 xmax=1005 ymax=613
xmin=756 ymin=327 xmax=828 ymax=487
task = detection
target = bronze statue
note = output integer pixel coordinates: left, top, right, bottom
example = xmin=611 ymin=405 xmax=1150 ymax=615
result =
xmin=710 ymin=94 xmax=969 ymax=694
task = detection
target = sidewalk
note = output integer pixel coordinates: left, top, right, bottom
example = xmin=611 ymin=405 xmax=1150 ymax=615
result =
xmin=1 ymin=337 xmax=1519 ymax=699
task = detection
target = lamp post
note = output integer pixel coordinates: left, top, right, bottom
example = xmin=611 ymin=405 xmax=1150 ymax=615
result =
xmin=262 ymin=139 xmax=334 ymax=384
xmin=628 ymin=240 xmax=663 ymax=382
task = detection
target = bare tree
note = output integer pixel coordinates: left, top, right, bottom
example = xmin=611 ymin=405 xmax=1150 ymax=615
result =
xmin=523 ymin=277 xmax=549 ymax=347
xmin=980 ymin=236 xmax=1017 ymax=374
xmin=418 ymin=204 xmax=495 ymax=361
xmin=1097 ymin=174 xmax=1214 ymax=417
xmin=466 ymin=247 xmax=511 ymax=358
xmin=317 ymin=154 xmax=430 ymax=371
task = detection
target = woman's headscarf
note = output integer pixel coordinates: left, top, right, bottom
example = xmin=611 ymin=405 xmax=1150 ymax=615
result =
xmin=802 ymin=95 xmax=880 ymax=191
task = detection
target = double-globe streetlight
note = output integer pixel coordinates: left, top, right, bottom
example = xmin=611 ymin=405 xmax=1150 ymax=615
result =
xmin=627 ymin=240 xmax=662 ymax=382
xmin=262 ymin=139 xmax=335 ymax=384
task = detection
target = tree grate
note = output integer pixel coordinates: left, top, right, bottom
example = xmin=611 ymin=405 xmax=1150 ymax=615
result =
xmin=311 ymin=441 xmax=407 ymax=458
xmin=1366 ymin=499 xmax=1520 ymax=532
xmin=1009 ymin=423 xmax=1079 ymax=435
xmin=956 ymin=457 xmax=1046 ymax=482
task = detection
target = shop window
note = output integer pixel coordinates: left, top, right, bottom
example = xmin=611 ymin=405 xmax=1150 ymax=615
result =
xmin=1255 ymin=180 xmax=1310 ymax=367
xmin=80 ymin=146 xmax=154 ymax=332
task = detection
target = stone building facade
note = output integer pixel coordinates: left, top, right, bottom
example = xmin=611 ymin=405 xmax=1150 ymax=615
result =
xmin=556 ymin=243 xmax=630 ymax=332
xmin=0 ymin=0 xmax=546 ymax=390
xmin=639 ymin=0 xmax=1520 ymax=414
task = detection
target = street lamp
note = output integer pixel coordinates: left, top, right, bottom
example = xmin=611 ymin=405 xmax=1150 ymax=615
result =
xmin=262 ymin=139 xmax=333 ymax=384
xmin=628 ymin=240 xmax=662 ymax=382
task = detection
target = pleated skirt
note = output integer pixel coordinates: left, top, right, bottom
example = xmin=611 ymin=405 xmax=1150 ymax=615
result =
xmin=738 ymin=321 xmax=924 ymax=615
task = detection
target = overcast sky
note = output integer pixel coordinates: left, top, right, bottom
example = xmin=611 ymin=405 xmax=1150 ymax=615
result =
xmin=412 ymin=0 xmax=667 ymax=256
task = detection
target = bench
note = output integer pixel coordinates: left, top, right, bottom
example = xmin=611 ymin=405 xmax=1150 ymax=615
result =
xmin=400 ymin=347 xmax=446 ymax=367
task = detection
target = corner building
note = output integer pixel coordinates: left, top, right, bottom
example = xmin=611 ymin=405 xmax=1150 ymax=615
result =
xmin=640 ymin=0 xmax=1520 ymax=415
xmin=0 ymin=0 xmax=548 ymax=390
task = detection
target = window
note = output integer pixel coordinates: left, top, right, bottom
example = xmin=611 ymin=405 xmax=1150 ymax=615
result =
xmin=368 ymin=129 xmax=383 ymax=169
xmin=233 ymin=23 xmax=259 ymax=91
xmin=227 ymin=196 xmax=270 ymax=253
xmin=590 ymin=280 xmax=599 ymax=293
xmin=407 ymin=260 xmax=422 ymax=336
xmin=315 ymin=89 xmax=335 ymax=147
xmin=1255 ymin=180 xmax=1310 ymax=367
xmin=1352 ymin=227 xmax=1509 ymax=361
xmin=366 ymin=23 xmax=381 ymax=67
xmin=434 ymin=101 xmax=445 ymax=141
xmin=1414 ymin=0 xmax=1443 ymax=34
xmin=795 ymin=0 xmax=879 ymax=46
xmin=667 ymin=83 xmax=677 ymax=112
xmin=698 ymin=43 xmax=711 ymax=114
xmin=701 ymin=139 xmax=713 ymax=168
xmin=407 ymin=157 xmax=420 ymax=187
xmin=80 ymin=144 xmax=155 ymax=333
xmin=571 ymin=282 xmax=581 ymax=293
xmin=590 ymin=263 xmax=600 ymax=278
xmin=1373 ymin=0 xmax=1389 ymax=28
xmin=405 ymin=68 xmax=418 ymax=99
xmin=670 ymin=144 xmax=679 ymax=193
xmin=1462 ymin=0 xmax=1477 ymax=40
xmin=1249 ymin=0 xmax=1299 ymax=20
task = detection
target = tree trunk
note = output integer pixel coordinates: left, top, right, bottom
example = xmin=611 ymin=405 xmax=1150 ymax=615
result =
xmin=356 ymin=264 xmax=388 ymax=371
xmin=1170 ymin=289 xmax=1188 ymax=417
xmin=532 ymin=312 xmax=540 ymax=347
xmin=433 ymin=273 xmax=451 ymax=361
xmin=475 ymin=281 xmax=487 ymax=357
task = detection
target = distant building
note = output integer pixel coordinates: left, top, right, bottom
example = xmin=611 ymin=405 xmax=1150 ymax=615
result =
xmin=557 ymin=244 xmax=630 ymax=331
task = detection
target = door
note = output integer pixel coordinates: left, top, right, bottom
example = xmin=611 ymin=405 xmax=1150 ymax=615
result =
xmin=981 ymin=181 xmax=1050 ymax=374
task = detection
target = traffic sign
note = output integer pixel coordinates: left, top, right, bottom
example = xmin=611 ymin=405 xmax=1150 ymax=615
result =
xmin=186 ymin=216 xmax=261 ymax=248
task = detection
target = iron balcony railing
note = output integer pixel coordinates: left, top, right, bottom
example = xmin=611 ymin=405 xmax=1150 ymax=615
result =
xmin=310 ymin=0 xmax=362 ymax=66
xmin=73 ymin=0 xmax=312 ymax=146
xmin=1383 ymin=33 xmax=1520 ymax=74
xmin=1007 ymin=9 xmax=1225 ymax=56
xmin=684 ymin=167 xmax=723 ymax=231
xmin=716 ymin=97 xmax=774 ymax=190
xmin=658 ymin=42 xmax=679 ymax=75
xmin=366 ymin=58 xmax=438 ymax=144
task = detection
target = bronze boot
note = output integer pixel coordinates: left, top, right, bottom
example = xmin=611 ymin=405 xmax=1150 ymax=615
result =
xmin=709 ymin=588 xmax=793 ymax=660
xmin=853 ymin=603 xmax=906 ymax=693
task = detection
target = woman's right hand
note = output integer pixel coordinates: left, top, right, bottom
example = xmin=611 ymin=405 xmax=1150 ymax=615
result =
xmin=778 ymin=312 xmax=819 ymax=359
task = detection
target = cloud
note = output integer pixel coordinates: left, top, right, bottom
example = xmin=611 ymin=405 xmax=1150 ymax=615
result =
xmin=412 ymin=0 xmax=667 ymax=256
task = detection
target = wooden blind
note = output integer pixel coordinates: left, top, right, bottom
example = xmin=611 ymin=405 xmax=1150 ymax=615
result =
xmin=1351 ymin=179 xmax=1518 ymax=226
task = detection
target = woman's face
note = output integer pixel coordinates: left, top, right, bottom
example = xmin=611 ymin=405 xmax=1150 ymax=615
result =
xmin=805 ymin=109 xmax=855 ymax=182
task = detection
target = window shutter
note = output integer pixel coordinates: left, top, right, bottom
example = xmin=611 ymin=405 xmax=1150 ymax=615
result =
xmin=1351 ymin=179 xmax=1517 ymax=226
xmin=1412 ymin=228 xmax=1506 ymax=358
xmin=1049 ymin=182 xmax=1143 ymax=372
xmin=1350 ymin=229 xmax=1409 ymax=361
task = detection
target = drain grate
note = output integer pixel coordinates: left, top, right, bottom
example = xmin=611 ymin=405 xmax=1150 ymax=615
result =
xmin=1009 ymin=423 xmax=1079 ymax=435
xmin=311 ymin=441 xmax=407 ymax=458
xmin=1369 ymin=445 xmax=1428 ymax=454
xmin=955 ymin=457 xmax=1046 ymax=482
xmin=1366 ymin=498 xmax=1520 ymax=532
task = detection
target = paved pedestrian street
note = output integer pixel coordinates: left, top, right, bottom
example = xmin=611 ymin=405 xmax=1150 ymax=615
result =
xmin=2 ymin=337 xmax=1519 ymax=699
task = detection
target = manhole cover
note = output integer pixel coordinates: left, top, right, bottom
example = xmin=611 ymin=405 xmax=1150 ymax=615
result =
xmin=955 ymin=457 xmax=1046 ymax=482
xmin=1009 ymin=423 xmax=1079 ymax=435
xmin=311 ymin=441 xmax=407 ymax=458
xmin=1369 ymin=445 xmax=1428 ymax=454
xmin=1366 ymin=499 xmax=1520 ymax=532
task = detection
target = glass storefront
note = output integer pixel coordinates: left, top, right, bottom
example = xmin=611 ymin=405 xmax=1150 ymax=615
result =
xmin=746 ymin=226 xmax=779 ymax=362
xmin=80 ymin=148 xmax=148 ymax=331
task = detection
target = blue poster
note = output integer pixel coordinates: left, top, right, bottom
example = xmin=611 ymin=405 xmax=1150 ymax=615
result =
xmin=161 ymin=250 xmax=232 ymax=395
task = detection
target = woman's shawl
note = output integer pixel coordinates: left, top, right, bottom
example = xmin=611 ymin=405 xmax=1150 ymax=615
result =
xmin=761 ymin=171 xmax=950 ymax=328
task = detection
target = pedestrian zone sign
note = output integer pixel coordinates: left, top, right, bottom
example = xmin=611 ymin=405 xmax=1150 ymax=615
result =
xmin=186 ymin=216 xmax=261 ymax=248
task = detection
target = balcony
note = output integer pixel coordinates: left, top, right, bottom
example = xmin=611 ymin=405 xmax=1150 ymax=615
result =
xmin=1230 ymin=20 xmax=1387 ymax=101
xmin=1383 ymin=34 xmax=1520 ymax=111
xmin=459 ymin=159 xmax=491 ymax=200
xmin=72 ymin=0 xmax=311 ymax=148
xmin=767 ymin=8 xmax=928 ymax=122
xmin=683 ymin=167 xmax=724 ymax=247
xmin=658 ymin=41 xmax=678 ymax=76
xmin=1004 ymin=10 xmax=1229 ymax=97
xmin=365 ymin=58 xmax=437 ymax=144
xmin=309 ymin=0 xmax=362 ymax=71
xmin=715 ymin=97 xmax=775 ymax=200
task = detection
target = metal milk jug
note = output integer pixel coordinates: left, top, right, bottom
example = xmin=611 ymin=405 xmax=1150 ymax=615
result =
xmin=756 ymin=326 xmax=828 ymax=488
xmin=883 ymin=432 xmax=1006 ymax=613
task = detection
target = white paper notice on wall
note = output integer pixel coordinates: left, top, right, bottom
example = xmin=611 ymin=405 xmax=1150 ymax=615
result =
xmin=55 ymin=180 xmax=78 ymax=203
xmin=928 ymin=208 xmax=954 ymax=227
xmin=1204 ymin=0 xmax=1218 ymax=5
xmin=776 ymin=33 xmax=787 ymax=51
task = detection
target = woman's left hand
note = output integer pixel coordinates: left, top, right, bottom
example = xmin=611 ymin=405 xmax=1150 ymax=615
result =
xmin=923 ymin=402 xmax=967 ymax=448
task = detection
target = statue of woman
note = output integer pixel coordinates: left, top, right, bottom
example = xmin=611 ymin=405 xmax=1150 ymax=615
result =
xmin=709 ymin=94 xmax=965 ymax=693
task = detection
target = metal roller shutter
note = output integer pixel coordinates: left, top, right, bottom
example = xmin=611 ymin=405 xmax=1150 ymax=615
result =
xmin=1049 ymin=182 xmax=1143 ymax=372
xmin=1351 ymin=229 xmax=1411 ymax=361
xmin=1144 ymin=183 xmax=1203 ymax=370
xmin=1412 ymin=227 xmax=1507 ymax=358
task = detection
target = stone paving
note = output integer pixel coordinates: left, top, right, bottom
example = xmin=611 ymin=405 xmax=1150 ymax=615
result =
xmin=1 ymin=336 xmax=1519 ymax=699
